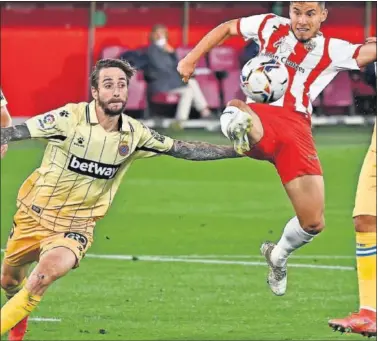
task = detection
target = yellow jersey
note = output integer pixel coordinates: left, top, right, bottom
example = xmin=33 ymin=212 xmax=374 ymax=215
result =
xmin=18 ymin=101 xmax=174 ymax=234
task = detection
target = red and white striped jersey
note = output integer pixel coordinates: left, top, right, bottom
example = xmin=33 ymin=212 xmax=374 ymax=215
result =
xmin=238 ymin=13 xmax=362 ymax=115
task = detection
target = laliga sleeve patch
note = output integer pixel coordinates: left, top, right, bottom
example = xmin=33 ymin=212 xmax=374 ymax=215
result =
xmin=39 ymin=112 xmax=57 ymax=130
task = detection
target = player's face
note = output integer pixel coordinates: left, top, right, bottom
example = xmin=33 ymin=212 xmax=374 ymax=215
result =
xmin=290 ymin=2 xmax=328 ymax=42
xmin=92 ymin=67 xmax=128 ymax=116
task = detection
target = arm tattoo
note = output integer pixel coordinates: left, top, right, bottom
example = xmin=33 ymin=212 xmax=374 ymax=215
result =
xmin=1 ymin=124 xmax=31 ymax=145
xmin=165 ymin=140 xmax=242 ymax=161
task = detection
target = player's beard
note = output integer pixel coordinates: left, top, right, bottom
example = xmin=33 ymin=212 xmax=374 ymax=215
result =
xmin=99 ymin=98 xmax=127 ymax=117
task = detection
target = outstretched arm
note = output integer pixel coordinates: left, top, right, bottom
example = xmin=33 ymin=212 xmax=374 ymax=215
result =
xmin=1 ymin=105 xmax=13 ymax=158
xmin=164 ymin=140 xmax=241 ymax=161
xmin=1 ymin=124 xmax=31 ymax=145
xmin=177 ymin=19 xmax=239 ymax=82
xmin=356 ymin=37 xmax=377 ymax=68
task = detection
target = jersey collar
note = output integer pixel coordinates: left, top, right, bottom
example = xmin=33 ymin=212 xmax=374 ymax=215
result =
xmin=86 ymin=101 xmax=131 ymax=133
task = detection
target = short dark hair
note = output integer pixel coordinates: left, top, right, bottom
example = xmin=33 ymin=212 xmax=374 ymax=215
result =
xmin=90 ymin=59 xmax=136 ymax=88
xmin=290 ymin=1 xmax=326 ymax=9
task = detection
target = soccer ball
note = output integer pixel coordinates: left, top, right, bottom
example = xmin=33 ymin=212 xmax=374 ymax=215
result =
xmin=240 ymin=56 xmax=289 ymax=103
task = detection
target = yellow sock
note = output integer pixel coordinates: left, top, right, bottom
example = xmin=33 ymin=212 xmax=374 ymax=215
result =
xmin=3 ymin=278 xmax=27 ymax=300
xmin=356 ymin=232 xmax=377 ymax=311
xmin=0 ymin=287 xmax=41 ymax=336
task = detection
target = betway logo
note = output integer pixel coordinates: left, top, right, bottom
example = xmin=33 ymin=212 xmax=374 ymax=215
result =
xmin=68 ymin=155 xmax=119 ymax=180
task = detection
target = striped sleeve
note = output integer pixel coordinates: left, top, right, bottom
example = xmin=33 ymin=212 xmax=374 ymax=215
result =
xmin=329 ymin=38 xmax=362 ymax=71
xmin=237 ymin=14 xmax=288 ymax=48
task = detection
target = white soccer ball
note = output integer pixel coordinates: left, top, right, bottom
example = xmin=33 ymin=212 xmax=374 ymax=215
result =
xmin=240 ymin=56 xmax=289 ymax=103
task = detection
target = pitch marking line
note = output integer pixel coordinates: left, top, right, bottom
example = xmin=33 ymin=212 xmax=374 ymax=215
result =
xmin=84 ymin=254 xmax=355 ymax=271
xmin=29 ymin=317 xmax=61 ymax=322
xmin=161 ymin=254 xmax=355 ymax=260
xmin=0 ymin=250 xmax=354 ymax=271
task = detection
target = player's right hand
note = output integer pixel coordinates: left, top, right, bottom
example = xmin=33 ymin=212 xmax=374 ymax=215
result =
xmin=177 ymin=59 xmax=196 ymax=83
xmin=1 ymin=144 xmax=8 ymax=158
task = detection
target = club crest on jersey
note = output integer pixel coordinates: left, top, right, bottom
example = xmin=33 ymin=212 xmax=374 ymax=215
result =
xmin=273 ymin=37 xmax=295 ymax=55
xmin=304 ymin=40 xmax=317 ymax=52
xmin=118 ymin=141 xmax=129 ymax=156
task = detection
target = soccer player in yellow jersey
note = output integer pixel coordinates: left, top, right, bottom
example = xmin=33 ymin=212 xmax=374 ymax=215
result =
xmin=0 ymin=89 xmax=12 ymax=158
xmin=328 ymin=122 xmax=377 ymax=338
xmin=0 ymin=59 xmax=241 ymax=340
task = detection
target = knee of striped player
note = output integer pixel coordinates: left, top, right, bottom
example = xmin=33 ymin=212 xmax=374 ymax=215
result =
xmin=300 ymin=215 xmax=325 ymax=235
xmin=354 ymin=215 xmax=377 ymax=233
xmin=226 ymin=99 xmax=246 ymax=108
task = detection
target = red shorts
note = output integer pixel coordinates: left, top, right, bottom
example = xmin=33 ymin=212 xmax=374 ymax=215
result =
xmin=245 ymin=103 xmax=322 ymax=185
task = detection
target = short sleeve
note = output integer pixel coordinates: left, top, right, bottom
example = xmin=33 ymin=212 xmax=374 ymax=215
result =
xmin=135 ymin=124 xmax=174 ymax=159
xmin=329 ymin=38 xmax=362 ymax=71
xmin=0 ymin=89 xmax=7 ymax=107
xmin=237 ymin=13 xmax=287 ymax=49
xmin=25 ymin=105 xmax=76 ymax=140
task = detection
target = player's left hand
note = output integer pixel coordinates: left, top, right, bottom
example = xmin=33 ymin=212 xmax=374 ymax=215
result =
xmin=1 ymin=144 xmax=8 ymax=158
xmin=365 ymin=37 xmax=377 ymax=44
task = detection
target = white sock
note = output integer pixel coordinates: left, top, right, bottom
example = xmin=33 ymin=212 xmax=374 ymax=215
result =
xmin=220 ymin=106 xmax=240 ymax=138
xmin=270 ymin=216 xmax=314 ymax=267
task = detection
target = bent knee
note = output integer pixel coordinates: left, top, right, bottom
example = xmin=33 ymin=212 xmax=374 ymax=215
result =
xmin=227 ymin=99 xmax=246 ymax=108
xmin=301 ymin=216 xmax=325 ymax=235
xmin=0 ymin=273 xmax=23 ymax=291
xmin=354 ymin=215 xmax=377 ymax=232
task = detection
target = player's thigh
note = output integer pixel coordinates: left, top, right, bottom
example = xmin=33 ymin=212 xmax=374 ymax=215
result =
xmin=3 ymin=210 xmax=43 ymax=268
xmin=353 ymin=148 xmax=376 ymax=219
xmin=284 ymin=175 xmax=325 ymax=230
xmin=40 ymin=231 xmax=92 ymax=269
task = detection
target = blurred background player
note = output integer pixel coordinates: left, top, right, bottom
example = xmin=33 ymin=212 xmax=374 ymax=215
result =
xmin=145 ymin=24 xmax=212 ymax=123
xmin=0 ymin=89 xmax=12 ymax=158
xmin=328 ymin=60 xmax=377 ymax=338
xmin=0 ymin=58 xmax=240 ymax=339
xmin=177 ymin=1 xmax=377 ymax=296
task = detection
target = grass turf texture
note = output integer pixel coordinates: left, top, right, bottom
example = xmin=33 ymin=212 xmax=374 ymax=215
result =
xmin=0 ymin=126 xmax=374 ymax=340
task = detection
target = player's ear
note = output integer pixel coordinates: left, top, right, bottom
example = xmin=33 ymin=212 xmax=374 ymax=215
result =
xmin=91 ymin=86 xmax=98 ymax=100
xmin=320 ymin=8 xmax=328 ymax=22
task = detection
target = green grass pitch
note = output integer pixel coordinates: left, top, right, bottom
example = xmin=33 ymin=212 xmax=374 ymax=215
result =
xmin=0 ymin=126 xmax=374 ymax=340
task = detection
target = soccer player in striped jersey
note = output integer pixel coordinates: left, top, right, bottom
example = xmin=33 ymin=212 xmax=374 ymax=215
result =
xmin=1 ymin=89 xmax=12 ymax=158
xmin=0 ymin=59 xmax=241 ymax=339
xmin=177 ymin=1 xmax=377 ymax=298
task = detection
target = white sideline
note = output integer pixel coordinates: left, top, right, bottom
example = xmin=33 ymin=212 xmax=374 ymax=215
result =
xmin=0 ymin=249 xmax=354 ymax=271
xmin=29 ymin=318 xmax=61 ymax=322
xmin=162 ymin=254 xmax=355 ymax=259
xmin=84 ymin=254 xmax=355 ymax=271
